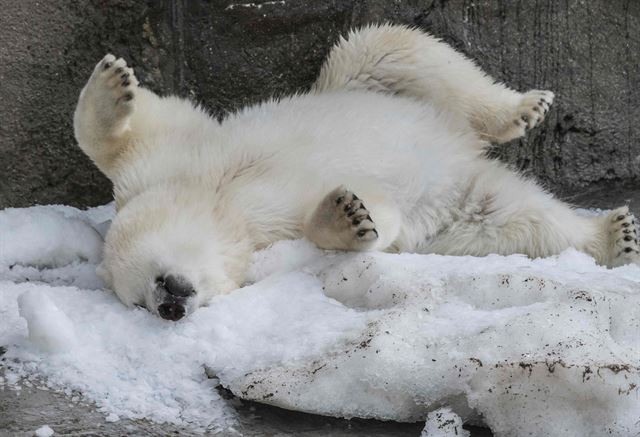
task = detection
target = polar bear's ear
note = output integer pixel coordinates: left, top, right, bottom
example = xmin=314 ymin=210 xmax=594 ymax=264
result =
xmin=96 ymin=262 xmax=113 ymax=289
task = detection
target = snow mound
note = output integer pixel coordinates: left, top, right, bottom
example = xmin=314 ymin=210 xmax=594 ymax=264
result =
xmin=0 ymin=204 xmax=113 ymax=289
xmin=0 ymin=206 xmax=104 ymax=267
xmin=226 ymin=243 xmax=640 ymax=436
xmin=1 ymin=205 xmax=639 ymax=436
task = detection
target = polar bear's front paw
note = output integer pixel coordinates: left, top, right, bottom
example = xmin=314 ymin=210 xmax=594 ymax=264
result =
xmin=82 ymin=54 xmax=139 ymax=131
xmin=607 ymin=206 xmax=640 ymax=267
xmin=304 ymin=185 xmax=378 ymax=251
xmin=96 ymin=54 xmax=138 ymax=112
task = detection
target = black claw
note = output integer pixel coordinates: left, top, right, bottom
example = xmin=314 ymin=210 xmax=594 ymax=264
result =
xmin=624 ymin=247 xmax=633 ymax=253
xmin=122 ymin=92 xmax=134 ymax=101
xmin=623 ymin=229 xmax=632 ymax=234
xmin=624 ymin=235 xmax=633 ymax=242
xmin=372 ymin=229 xmax=378 ymax=237
xmin=115 ymin=67 xmax=123 ymax=74
xmin=122 ymin=79 xmax=131 ymax=87
xmin=353 ymin=218 xmax=361 ymax=225
xmin=121 ymin=72 xmax=130 ymax=79
xmin=532 ymin=106 xmax=540 ymax=112
xmin=103 ymin=61 xmax=112 ymax=70
xmin=357 ymin=229 xmax=367 ymax=237
xmin=366 ymin=215 xmax=372 ymax=221
xmin=347 ymin=210 xmax=356 ymax=217
xmin=616 ymin=215 xmax=625 ymax=221
xmin=521 ymin=115 xmax=529 ymax=123
xmin=335 ymin=196 xmax=344 ymax=205
xmin=622 ymin=222 xmax=630 ymax=228
xmin=352 ymin=194 xmax=359 ymax=201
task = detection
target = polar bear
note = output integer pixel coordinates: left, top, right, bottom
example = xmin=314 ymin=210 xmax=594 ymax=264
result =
xmin=74 ymin=24 xmax=639 ymax=320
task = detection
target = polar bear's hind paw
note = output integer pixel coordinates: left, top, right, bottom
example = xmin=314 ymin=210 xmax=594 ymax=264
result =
xmin=512 ymin=90 xmax=554 ymax=132
xmin=494 ymin=89 xmax=554 ymax=143
xmin=607 ymin=207 xmax=640 ymax=267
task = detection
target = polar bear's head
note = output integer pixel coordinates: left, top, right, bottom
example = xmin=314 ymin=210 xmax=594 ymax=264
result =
xmin=100 ymin=190 xmax=251 ymax=320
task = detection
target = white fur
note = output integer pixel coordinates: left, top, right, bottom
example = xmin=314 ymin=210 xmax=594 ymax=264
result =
xmin=73 ymin=25 xmax=639 ymax=316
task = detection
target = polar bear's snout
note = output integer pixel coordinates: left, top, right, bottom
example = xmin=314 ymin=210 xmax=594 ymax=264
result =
xmin=155 ymin=274 xmax=195 ymax=321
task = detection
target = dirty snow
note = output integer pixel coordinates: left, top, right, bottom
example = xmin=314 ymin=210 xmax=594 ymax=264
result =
xmin=1 ymin=204 xmax=639 ymax=436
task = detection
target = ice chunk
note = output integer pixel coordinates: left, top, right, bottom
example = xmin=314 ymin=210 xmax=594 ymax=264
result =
xmin=34 ymin=425 xmax=54 ymax=437
xmin=18 ymin=289 xmax=77 ymax=353
xmin=421 ymin=408 xmax=469 ymax=437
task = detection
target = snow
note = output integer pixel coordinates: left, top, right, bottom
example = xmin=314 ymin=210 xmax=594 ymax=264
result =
xmin=1 ymin=204 xmax=639 ymax=436
xmin=34 ymin=425 xmax=54 ymax=437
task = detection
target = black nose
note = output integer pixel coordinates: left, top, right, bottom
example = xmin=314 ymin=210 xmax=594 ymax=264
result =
xmin=158 ymin=302 xmax=186 ymax=321
xmin=157 ymin=274 xmax=195 ymax=298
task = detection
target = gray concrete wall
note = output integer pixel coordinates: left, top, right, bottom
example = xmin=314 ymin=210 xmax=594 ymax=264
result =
xmin=1 ymin=0 xmax=639 ymax=208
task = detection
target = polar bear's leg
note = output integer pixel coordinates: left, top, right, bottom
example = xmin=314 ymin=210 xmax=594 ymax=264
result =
xmin=421 ymin=175 xmax=639 ymax=267
xmin=304 ymin=186 xmax=401 ymax=251
xmin=74 ymin=54 xmax=141 ymax=177
xmin=314 ymin=24 xmax=554 ymax=144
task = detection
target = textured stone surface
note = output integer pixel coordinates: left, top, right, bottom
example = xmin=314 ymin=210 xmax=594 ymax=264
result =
xmin=0 ymin=377 xmax=494 ymax=436
xmin=1 ymin=0 xmax=639 ymax=208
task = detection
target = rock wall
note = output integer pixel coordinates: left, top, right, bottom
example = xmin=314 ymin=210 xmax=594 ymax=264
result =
xmin=1 ymin=0 xmax=638 ymax=208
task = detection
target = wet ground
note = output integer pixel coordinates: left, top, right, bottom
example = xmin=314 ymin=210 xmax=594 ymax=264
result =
xmin=0 ymin=381 xmax=492 ymax=436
